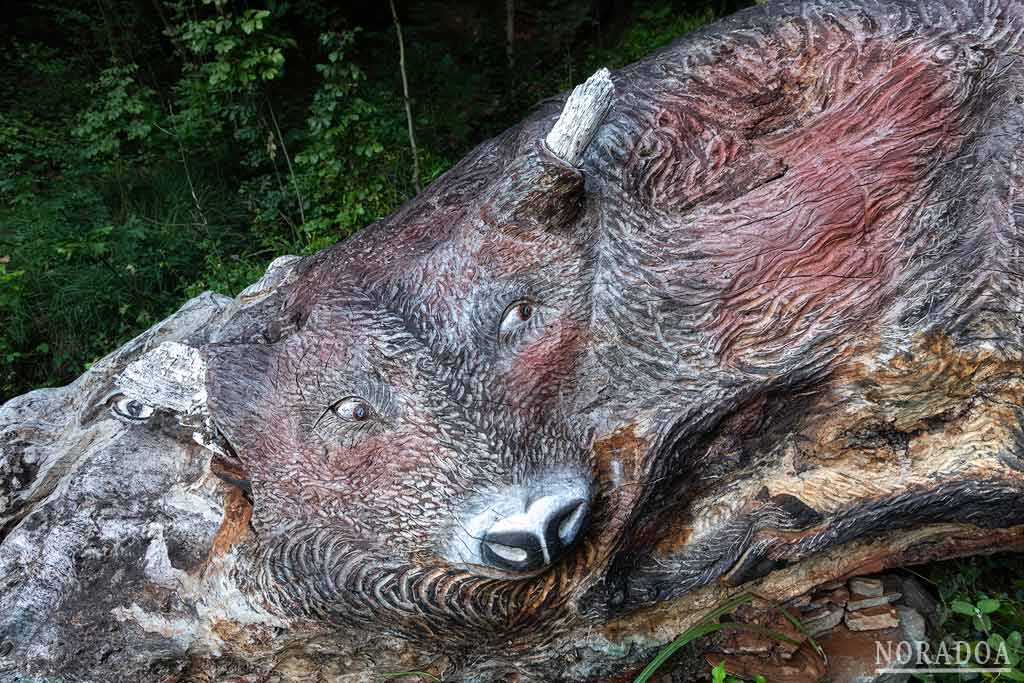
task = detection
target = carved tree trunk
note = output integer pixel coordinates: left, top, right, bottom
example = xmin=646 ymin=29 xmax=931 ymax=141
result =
xmin=3 ymin=1 xmax=1024 ymax=682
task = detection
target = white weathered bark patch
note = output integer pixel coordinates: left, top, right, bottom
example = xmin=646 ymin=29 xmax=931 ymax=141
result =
xmin=116 ymin=341 xmax=207 ymax=414
xmin=143 ymin=524 xmax=189 ymax=589
xmin=235 ymin=254 xmax=300 ymax=306
xmin=545 ymin=68 xmax=614 ymax=166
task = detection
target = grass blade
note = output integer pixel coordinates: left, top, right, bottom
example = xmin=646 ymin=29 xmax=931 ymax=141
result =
xmin=633 ymin=591 xmax=818 ymax=683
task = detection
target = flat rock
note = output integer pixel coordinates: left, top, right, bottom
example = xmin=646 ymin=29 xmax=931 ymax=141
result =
xmin=846 ymin=605 xmax=900 ymax=631
xmin=787 ymin=594 xmax=813 ymax=610
xmin=895 ymin=576 xmax=940 ymax=631
xmin=848 ymin=592 xmax=902 ymax=611
xmin=809 ymin=586 xmax=850 ymax=610
xmin=850 ymin=577 xmax=886 ymax=598
xmin=804 ymin=605 xmax=846 ymax=636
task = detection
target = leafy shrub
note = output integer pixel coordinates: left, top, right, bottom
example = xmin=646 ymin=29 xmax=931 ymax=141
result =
xmin=1 ymin=0 xmax=729 ymax=398
xmin=920 ymin=555 xmax=1024 ymax=682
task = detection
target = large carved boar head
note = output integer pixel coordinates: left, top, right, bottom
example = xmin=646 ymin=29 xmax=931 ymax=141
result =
xmin=204 ymin=94 xmax=611 ymax=640
xmin=205 ymin=0 xmax=1024 ymax=647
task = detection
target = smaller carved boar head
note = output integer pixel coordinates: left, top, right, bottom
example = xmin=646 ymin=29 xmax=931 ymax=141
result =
xmin=204 ymin=222 xmax=598 ymax=637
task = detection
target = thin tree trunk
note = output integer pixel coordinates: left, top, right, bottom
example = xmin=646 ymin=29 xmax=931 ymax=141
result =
xmin=506 ymin=0 xmax=515 ymax=70
xmin=266 ymin=100 xmax=307 ymax=230
xmin=390 ymin=0 xmax=421 ymax=194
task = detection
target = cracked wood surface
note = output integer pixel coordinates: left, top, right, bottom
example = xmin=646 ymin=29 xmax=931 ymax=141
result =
xmin=2 ymin=0 xmax=1024 ymax=681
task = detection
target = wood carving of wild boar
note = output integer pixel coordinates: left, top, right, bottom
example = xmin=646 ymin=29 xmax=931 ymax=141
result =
xmin=204 ymin=0 xmax=1024 ymax=659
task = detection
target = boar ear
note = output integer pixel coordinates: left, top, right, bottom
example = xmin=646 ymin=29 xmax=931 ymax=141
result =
xmin=480 ymin=69 xmax=614 ymax=235
xmin=203 ymin=341 xmax=277 ymax=470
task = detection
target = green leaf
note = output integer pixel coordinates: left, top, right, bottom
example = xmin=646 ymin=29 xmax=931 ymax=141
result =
xmin=952 ymin=600 xmax=977 ymax=616
xmin=711 ymin=662 xmax=727 ymax=683
xmin=978 ymin=599 xmax=1002 ymax=614
xmin=214 ymin=38 xmax=238 ymax=54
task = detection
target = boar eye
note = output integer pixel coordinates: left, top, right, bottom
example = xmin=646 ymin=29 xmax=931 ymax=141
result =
xmin=110 ymin=396 xmax=154 ymax=421
xmin=499 ymin=300 xmax=537 ymax=339
xmin=330 ymin=397 xmax=374 ymax=423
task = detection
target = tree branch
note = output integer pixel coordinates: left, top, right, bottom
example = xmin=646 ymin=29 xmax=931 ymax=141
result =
xmin=390 ymin=0 xmax=421 ymax=193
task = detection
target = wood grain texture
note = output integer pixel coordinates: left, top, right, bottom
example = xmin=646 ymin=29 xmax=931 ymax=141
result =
xmin=2 ymin=0 xmax=1024 ymax=680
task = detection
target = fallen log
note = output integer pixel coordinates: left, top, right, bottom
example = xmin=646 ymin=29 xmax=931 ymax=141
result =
xmin=2 ymin=0 xmax=1023 ymax=681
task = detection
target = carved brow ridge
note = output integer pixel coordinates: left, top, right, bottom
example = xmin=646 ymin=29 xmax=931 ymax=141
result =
xmin=356 ymin=276 xmax=541 ymax=416
xmin=290 ymin=275 xmax=458 ymax=401
xmin=360 ymin=274 xmax=454 ymax=358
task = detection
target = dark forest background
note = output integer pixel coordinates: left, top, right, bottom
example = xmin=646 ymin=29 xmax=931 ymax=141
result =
xmin=0 ymin=0 xmax=754 ymax=398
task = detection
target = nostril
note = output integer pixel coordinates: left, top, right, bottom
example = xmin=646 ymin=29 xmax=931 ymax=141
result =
xmin=483 ymin=541 xmax=528 ymax=565
xmin=480 ymin=529 xmax=543 ymax=572
xmin=555 ymin=500 xmax=588 ymax=546
xmin=478 ymin=495 xmax=590 ymax=573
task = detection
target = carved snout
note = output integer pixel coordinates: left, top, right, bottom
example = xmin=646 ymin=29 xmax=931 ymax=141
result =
xmin=441 ymin=471 xmax=595 ymax=575
xmin=480 ymin=494 xmax=590 ymax=572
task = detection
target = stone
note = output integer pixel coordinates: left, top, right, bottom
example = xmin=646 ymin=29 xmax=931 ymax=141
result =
xmin=803 ymin=605 xmax=846 ymax=636
xmin=809 ymin=586 xmax=851 ymax=610
xmin=896 ymin=606 xmax=928 ymax=644
xmin=895 ymin=575 xmax=940 ymax=632
xmin=850 ymin=577 xmax=886 ymax=598
xmin=847 ymin=592 xmax=902 ymax=611
xmin=787 ymin=593 xmax=813 ymax=610
xmin=846 ymin=606 xmax=900 ymax=631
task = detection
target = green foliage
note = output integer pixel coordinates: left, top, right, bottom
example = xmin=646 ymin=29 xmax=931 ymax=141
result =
xmin=590 ymin=4 xmax=717 ymax=68
xmin=1 ymin=0 xmax=731 ymax=398
xmin=168 ymin=0 xmax=289 ymax=150
xmin=914 ymin=555 xmax=1024 ymax=683
xmin=293 ymin=30 xmax=398 ymax=245
xmin=711 ymin=661 xmax=766 ymax=683
xmin=72 ymin=64 xmax=158 ymax=161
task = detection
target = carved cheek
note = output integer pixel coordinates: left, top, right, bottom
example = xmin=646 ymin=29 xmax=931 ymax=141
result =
xmin=505 ymin=315 xmax=584 ymax=403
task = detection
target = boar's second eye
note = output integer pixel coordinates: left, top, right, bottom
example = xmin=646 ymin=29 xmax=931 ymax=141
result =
xmin=499 ymin=300 xmax=537 ymax=340
xmin=110 ymin=396 xmax=154 ymax=421
xmin=331 ymin=397 xmax=373 ymax=423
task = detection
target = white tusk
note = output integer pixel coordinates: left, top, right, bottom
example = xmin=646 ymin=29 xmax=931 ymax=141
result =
xmin=545 ymin=67 xmax=615 ymax=167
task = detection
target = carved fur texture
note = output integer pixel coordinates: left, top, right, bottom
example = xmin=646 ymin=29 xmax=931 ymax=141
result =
xmin=205 ymin=0 xmax=1024 ymax=653
xmin=2 ymin=1 xmax=1023 ymax=681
